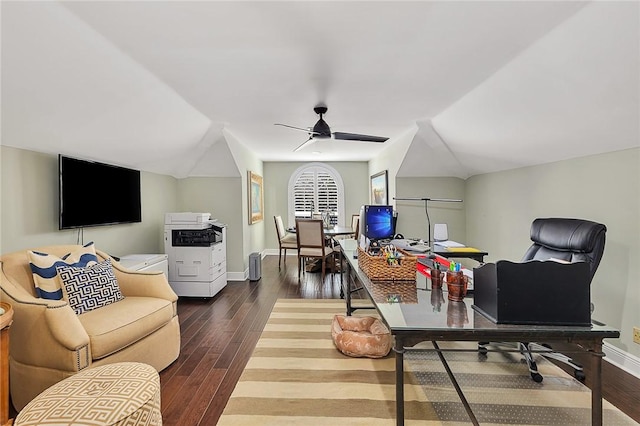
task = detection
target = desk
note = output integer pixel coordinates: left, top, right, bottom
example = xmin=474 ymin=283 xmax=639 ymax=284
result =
xmin=337 ymin=239 xmax=620 ymax=426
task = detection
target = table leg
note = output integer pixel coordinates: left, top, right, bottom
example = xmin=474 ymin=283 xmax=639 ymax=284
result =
xmin=1 ymin=326 xmax=10 ymax=426
xmin=339 ymin=251 xmax=345 ymax=299
xmin=592 ymin=341 xmax=604 ymax=426
xmin=345 ymin=258 xmax=353 ymax=316
xmin=394 ymin=337 xmax=404 ymax=426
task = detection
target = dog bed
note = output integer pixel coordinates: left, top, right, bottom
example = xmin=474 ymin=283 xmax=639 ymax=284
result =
xmin=331 ymin=315 xmax=392 ymax=358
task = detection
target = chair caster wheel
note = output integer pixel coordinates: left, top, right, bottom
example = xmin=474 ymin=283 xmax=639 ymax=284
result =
xmin=531 ymin=372 xmax=543 ymax=383
xmin=478 ymin=347 xmax=488 ymax=356
xmin=574 ymin=370 xmax=586 ymax=382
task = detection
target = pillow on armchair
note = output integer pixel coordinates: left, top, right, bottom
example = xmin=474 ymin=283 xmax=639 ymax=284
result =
xmin=28 ymin=242 xmax=98 ymax=300
xmin=57 ymin=259 xmax=124 ymax=315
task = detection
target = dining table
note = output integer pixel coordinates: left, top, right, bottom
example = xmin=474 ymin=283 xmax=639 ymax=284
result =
xmin=287 ymin=225 xmax=355 ymax=237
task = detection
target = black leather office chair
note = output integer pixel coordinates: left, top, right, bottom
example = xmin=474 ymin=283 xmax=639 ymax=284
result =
xmin=480 ymin=217 xmax=607 ymax=382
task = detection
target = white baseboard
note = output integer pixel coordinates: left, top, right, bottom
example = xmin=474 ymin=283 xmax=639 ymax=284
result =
xmin=264 ymin=248 xmax=291 ymax=256
xmin=227 ymin=271 xmax=247 ymax=281
xmin=228 ymin=250 xmax=269 ymax=281
xmin=603 ymin=342 xmax=640 ymax=379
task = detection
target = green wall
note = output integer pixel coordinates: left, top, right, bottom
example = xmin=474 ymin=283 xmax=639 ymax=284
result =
xmin=0 ymin=146 xmax=178 ymax=256
xmin=177 ymin=177 xmax=244 ymax=275
xmin=395 ymin=177 xmax=466 ymax=244
xmin=465 ymin=148 xmax=640 ymax=359
xmin=2 ymin=143 xmax=638 ymax=361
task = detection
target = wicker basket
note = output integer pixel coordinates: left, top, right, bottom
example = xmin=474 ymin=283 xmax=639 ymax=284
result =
xmin=357 ymin=246 xmax=417 ymax=281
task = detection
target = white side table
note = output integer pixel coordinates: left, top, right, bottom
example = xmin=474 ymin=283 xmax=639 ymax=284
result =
xmin=118 ymin=254 xmax=168 ymax=277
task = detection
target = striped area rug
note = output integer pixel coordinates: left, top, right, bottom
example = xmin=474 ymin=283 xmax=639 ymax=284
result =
xmin=218 ymin=299 xmax=636 ymax=425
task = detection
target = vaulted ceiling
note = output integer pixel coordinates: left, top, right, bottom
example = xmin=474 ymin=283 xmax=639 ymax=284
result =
xmin=2 ymin=1 xmax=638 ymax=178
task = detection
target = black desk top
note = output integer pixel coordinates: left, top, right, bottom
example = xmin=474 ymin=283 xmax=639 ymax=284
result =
xmin=338 ymin=239 xmax=619 ymax=341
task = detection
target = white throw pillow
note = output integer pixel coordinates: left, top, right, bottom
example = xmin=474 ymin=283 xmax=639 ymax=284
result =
xmin=57 ymin=258 xmax=124 ymax=315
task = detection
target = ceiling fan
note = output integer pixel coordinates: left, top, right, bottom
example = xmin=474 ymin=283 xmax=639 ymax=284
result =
xmin=275 ymin=104 xmax=389 ymax=152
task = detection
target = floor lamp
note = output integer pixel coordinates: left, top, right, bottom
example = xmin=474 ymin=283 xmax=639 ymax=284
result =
xmin=393 ymin=197 xmax=462 ymax=246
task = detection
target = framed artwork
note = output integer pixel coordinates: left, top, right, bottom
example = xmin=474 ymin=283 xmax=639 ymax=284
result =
xmin=248 ymin=171 xmax=264 ymax=224
xmin=370 ymin=170 xmax=388 ymax=205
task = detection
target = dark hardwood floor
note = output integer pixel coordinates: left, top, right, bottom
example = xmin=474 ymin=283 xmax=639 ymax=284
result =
xmin=158 ymin=254 xmax=350 ymax=425
xmin=159 ymin=253 xmax=640 ymax=425
xmin=8 ymin=254 xmax=637 ymax=424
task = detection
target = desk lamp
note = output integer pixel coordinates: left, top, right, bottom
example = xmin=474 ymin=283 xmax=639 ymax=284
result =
xmin=393 ymin=197 xmax=462 ymax=246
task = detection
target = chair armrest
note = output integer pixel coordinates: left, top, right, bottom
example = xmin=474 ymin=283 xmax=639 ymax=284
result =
xmin=1 ymin=277 xmax=91 ymax=372
xmin=111 ymin=263 xmax=178 ymax=303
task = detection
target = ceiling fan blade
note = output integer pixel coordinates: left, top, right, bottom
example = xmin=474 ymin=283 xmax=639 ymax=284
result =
xmin=293 ymin=137 xmax=316 ymax=152
xmin=333 ymin=132 xmax=388 ymax=143
xmin=275 ymin=123 xmax=320 ymax=136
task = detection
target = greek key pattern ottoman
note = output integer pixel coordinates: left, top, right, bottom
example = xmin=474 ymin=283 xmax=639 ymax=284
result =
xmin=15 ymin=362 xmax=162 ymax=426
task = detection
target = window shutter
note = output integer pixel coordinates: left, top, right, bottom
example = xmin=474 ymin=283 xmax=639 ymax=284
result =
xmin=293 ymin=171 xmax=315 ymax=218
xmin=316 ymin=171 xmax=338 ymax=224
xmin=292 ymin=168 xmax=339 ymax=225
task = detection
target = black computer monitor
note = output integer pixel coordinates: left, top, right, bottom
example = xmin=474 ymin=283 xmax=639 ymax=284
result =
xmin=361 ymin=205 xmax=395 ymax=240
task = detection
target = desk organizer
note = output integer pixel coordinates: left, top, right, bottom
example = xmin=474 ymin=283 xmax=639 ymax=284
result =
xmin=472 ymin=260 xmax=591 ymax=326
xmin=357 ymin=246 xmax=417 ymax=281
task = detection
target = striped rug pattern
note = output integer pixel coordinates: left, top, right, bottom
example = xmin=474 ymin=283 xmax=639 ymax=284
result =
xmin=218 ymin=299 xmax=636 ymax=425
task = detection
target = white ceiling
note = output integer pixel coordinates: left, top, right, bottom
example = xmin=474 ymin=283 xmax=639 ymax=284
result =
xmin=1 ymin=1 xmax=638 ymax=178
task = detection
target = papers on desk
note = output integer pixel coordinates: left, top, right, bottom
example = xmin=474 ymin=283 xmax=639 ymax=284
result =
xmin=445 ymin=247 xmax=482 ymax=253
xmin=434 ymin=240 xmax=465 ymax=248
xmin=434 ymin=240 xmax=484 ymax=252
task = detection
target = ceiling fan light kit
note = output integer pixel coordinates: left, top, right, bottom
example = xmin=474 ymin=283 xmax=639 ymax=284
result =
xmin=276 ymin=104 xmax=389 ymax=151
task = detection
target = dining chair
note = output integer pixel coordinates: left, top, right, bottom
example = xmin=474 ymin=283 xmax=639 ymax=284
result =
xmin=274 ymin=215 xmax=298 ymax=269
xmin=295 ymin=219 xmax=337 ymax=282
xmin=351 ymin=214 xmax=360 ymax=241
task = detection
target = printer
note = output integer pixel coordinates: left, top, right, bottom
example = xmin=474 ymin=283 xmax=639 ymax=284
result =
xmin=164 ymin=212 xmax=227 ymax=298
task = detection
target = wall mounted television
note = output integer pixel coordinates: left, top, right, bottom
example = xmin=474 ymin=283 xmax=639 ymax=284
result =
xmin=59 ymin=155 xmax=142 ymax=229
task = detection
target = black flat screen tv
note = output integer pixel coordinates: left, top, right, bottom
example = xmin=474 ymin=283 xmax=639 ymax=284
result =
xmin=59 ymin=155 xmax=142 ymax=229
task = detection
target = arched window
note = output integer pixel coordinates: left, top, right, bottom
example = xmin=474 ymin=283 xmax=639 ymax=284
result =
xmin=288 ymin=163 xmax=345 ymax=227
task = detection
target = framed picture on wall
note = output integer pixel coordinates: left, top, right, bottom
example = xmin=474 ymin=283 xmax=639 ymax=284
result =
xmin=370 ymin=170 xmax=388 ymax=205
xmin=248 ymin=171 xmax=264 ymax=224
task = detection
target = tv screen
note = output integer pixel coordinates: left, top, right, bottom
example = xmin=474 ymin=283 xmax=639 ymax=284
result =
xmin=363 ymin=205 xmax=395 ymax=240
xmin=59 ymin=155 xmax=142 ymax=229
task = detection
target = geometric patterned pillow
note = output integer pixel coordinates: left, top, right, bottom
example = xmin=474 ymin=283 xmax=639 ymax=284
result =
xmin=28 ymin=241 xmax=98 ymax=300
xmin=56 ymin=259 xmax=124 ymax=315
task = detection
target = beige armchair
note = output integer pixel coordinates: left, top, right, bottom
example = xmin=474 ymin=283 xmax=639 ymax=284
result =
xmin=0 ymin=245 xmax=181 ymax=411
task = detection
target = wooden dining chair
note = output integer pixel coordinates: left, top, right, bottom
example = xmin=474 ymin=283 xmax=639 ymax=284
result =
xmin=351 ymin=214 xmax=360 ymax=241
xmin=295 ymin=219 xmax=337 ymax=282
xmin=274 ymin=215 xmax=298 ymax=269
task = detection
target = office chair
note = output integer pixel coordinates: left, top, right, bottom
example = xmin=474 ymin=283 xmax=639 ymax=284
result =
xmin=274 ymin=215 xmax=298 ymax=269
xmin=480 ymin=217 xmax=607 ymax=382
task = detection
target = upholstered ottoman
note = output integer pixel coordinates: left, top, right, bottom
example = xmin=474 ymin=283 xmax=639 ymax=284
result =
xmin=331 ymin=315 xmax=392 ymax=358
xmin=14 ymin=362 xmax=162 ymax=426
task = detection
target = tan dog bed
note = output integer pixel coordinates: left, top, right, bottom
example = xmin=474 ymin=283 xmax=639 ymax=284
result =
xmin=331 ymin=315 xmax=392 ymax=358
